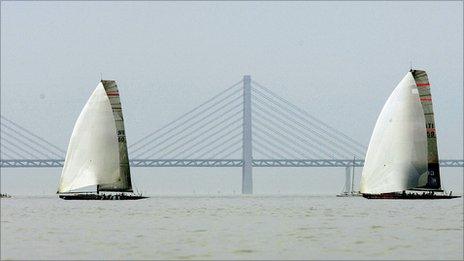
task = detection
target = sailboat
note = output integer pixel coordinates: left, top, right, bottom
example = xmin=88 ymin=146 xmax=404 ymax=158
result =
xmin=360 ymin=69 xmax=460 ymax=199
xmin=57 ymin=80 xmax=147 ymax=200
xmin=0 ymin=193 xmax=12 ymax=199
xmin=337 ymin=157 xmax=362 ymax=197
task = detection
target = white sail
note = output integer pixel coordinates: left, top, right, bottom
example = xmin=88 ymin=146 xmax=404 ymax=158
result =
xmin=58 ymin=81 xmax=129 ymax=193
xmin=360 ymin=72 xmax=428 ymax=194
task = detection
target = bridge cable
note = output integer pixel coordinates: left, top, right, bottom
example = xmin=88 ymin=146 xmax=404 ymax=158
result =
xmin=129 ymin=80 xmax=242 ymax=149
xmin=220 ymin=145 xmax=243 ymax=159
xmin=1 ymin=121 xmax=64 ymax=158
xmin=252 ymin=82 xmax=366 ymax=153
xmin=197 ymin=131 xmax=243 ymax=159
xmin=208 ymin=138 xmax=242 ymax=159
xmin=252 ymin=86 xmax=365 ymax=156
xmin=252 ymin=130 xmax=306 ymax=159
xmin=252 ymin=81 xmax=366 ymax=149
xmin=252 ymin=98 xmax=352 ymax=158
xmin=252 ymin=101 xmax=336 ymax=158
xmin=1 ymin=115 xmax=65 ymax=155
xmin=253 ymin=146 xmax=275 ymax=159
xmin=159 ymin=114 xmax=242 ymax=159
xmin=251 ymin=90 xmax=364 ymax=157
xmin=171 ymin=116 xmax=243 ymax=159
xmin=140 ymin=99 xmax=242 ymax=158
xmin=252 ymin=117 xmax=321 ymax=159
xmin=0 ymin=135 xmax=43 ymax=159
xmin=0 ymin=149 xmax=18 ymax=160
xmin=130 ymin=88 xmax=242 ymax=155
xmin=252 ymin=138 xmax=287 ymax=159
xmin=182 ymin=126 xmax=242 ymax=159
xmin=1 ymin=129 xmax=52 ymax=158
xmin=0 ymin=141 xmax=32 ymax=159
xmin=132 ymin=92 xmax=242 ymax=157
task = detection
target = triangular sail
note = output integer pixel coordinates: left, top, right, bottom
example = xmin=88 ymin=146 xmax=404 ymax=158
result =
xmin=411 ymin=70 xmax=441 ymax=189
xmin=58 ymin=81 xmax=132 ymax=193
xmin=343 ymin=167 xmax=351 ymax=194
xmin=360 ymin=72 xmax=428 ymax=194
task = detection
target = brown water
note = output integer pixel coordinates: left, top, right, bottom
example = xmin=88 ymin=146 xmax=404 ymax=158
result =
xmin=1 ymin=195 xmax=463 ymax=260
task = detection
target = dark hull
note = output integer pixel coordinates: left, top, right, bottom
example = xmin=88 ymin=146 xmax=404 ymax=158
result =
xmin=1 ymin=193 xmax=12 ymax=198
xmin=59 ymin=194 xmax=148 ymax=200
xmin=363 ymin=192 xmax=460 ymax=200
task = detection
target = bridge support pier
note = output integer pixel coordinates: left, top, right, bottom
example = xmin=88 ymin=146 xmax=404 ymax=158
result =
xmin=242 ymin=75 xmax=253 ymax=194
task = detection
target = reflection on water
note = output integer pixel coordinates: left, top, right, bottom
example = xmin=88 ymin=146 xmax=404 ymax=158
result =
xmin=1 ymin=195 xmax=463 ymax=260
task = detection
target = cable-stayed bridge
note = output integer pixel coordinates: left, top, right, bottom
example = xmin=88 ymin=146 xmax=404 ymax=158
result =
xmin=1 ymin=76 xmax=463 ymax=194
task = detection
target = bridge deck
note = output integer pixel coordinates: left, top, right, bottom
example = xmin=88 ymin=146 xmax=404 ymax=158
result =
xmin=1 ymin=159 xmax=462 ymax=168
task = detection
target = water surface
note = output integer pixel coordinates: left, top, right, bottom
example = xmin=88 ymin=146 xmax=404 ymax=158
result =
xmin=1 ymin=195 xmax=463 ymax=260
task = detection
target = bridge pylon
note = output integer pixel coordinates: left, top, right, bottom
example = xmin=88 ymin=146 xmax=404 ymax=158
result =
xmin=242 ymin=75 xmax=253 ymax=194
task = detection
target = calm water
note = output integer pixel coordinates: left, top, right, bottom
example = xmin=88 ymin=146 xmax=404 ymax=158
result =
xmin=1 ymin=195 xmax=463 ymax=260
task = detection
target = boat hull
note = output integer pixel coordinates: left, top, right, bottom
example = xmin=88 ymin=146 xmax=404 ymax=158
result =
xmin=362 ymin=192 xmax=460 ymax=200
xmin=59 ymin=194 xmax=148 ymax=200
xmin=337 ymin=192 xmax=363 ymax=197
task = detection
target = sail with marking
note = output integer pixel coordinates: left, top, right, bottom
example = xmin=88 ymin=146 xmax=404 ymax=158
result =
xmin=58 ymin=80 xmax=132 ymax=193
xmin=360 ymin=71 xmax=428 ymax=194
xmin=410 ymin=70 xmax=441 ymax=189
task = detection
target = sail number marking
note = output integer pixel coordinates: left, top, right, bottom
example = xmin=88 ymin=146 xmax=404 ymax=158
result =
xmin=117 ymin=130 xmax=126 ymax=142
xmin=426 ymin=123 xmax=435 ymax=138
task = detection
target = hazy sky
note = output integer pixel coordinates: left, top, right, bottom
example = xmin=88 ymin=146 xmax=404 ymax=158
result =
xmin=1 ymin=1 xmax=463 ymax=195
